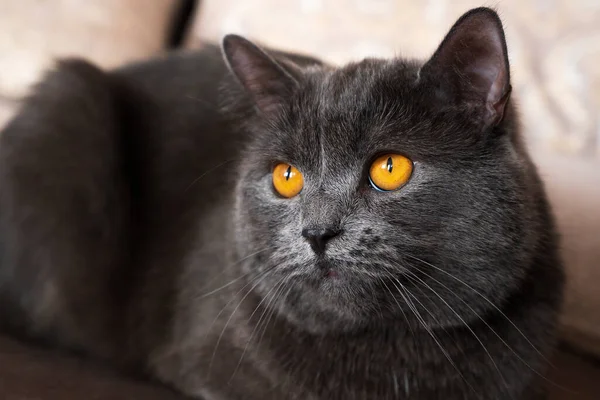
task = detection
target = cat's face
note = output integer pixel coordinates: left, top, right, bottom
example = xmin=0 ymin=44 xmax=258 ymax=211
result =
xmin=226 ymin=9 xmax=537 ymax=333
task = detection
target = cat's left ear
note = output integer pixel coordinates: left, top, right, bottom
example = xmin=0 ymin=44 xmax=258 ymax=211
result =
xmin=420 ymin=8 xmax=511 ymax=129
xmin=222 ymin=34 xmax=299 ymax=115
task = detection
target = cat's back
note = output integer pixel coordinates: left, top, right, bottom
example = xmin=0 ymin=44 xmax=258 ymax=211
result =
xmin=0 ymin=44 xmax=243 ymax=359
xmin=113 ymin=44 xmax=240 ymax=179
xmin=114 ymin=44 xmax=230 ymax=130
xmin=109 ymin=45 xmax=243 ymax=218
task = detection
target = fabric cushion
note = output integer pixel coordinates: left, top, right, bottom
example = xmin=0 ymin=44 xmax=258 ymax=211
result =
xmin=0 ymin=0 xmax=179 ymax=132
xmin=0 ymin=0 xmax=178 ymax=99
xmin=533 ymin=151 xmax=600 ymax=356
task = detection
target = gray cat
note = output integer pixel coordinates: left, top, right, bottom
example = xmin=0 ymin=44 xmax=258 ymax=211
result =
xmin=0 ymin=7 xmax=564 ymax=400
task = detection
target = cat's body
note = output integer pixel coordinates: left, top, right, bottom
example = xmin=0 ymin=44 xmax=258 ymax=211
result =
xmin=0 ymin=8 xmax=563 ymax=400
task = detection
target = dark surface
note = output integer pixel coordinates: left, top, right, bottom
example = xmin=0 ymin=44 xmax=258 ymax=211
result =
xmin=0 ymin=335 xmax=185 ymax=400
xmin=0 ymin=334 xmax=598 ymax=399
xmin=548 ymin=348 xmax=600 ymax=399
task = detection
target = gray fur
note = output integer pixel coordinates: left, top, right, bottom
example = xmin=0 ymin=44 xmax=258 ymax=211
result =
xmin=0 ymin=8 xmax=563 ymax=400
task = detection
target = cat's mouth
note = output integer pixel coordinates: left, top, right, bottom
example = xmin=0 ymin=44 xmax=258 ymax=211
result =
xmin=315 ymin=259 xmax=341 ymax=279
xmin=295 ymin=258 xmax=378 ymax=290
xmin=324 ymin=269 xmax=338 ymax=278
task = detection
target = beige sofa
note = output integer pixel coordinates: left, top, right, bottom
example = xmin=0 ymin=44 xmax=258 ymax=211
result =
xmin=0 ymin=1 xmax=599 ymax=398
xmin=0 ymin=0 xmax=178 ymax=128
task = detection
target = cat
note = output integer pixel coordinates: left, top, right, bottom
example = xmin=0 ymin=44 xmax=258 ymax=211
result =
xmin=0 ymin=7 xmax=564 ymax=400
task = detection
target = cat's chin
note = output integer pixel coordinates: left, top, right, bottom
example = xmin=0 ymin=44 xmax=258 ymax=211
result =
xmin=267 ymin=269 xmax=379 ymax=335
xmin=277 ymin=298 xmax=370 ymax=335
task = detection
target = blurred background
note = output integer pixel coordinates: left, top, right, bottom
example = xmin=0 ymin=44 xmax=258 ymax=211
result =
xmin=2 ymin=0 xmax=600 ymax=159
xmin=0 ymin=0 xmax=598 ymax=398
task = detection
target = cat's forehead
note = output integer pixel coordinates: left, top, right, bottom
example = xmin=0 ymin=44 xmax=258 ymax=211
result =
xmin=311 ymin=58 xmax=419 ymax=112
xmin=276 ymin=59 xmax=423 ymax=164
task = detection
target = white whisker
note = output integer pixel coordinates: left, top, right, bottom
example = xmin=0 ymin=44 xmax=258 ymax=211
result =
xmin=197 ymin=247 xmax=271 ymax=299
xmin=400 ymin=268 xmax=509 ymax=395
xmin=404 ymin=253 xmax=550 ymax=364
xmin=185 ymin=159 xmax=236 ymax=193
xmin=206 ymin=265 xmax=276 ymax=378
xmin=404 ymin=255 xmax=574 ymax=393
xmin=257 ymin=281 xmax=294 ymax=349
xmin=384 ymin=272 xmax=480 ymax=398
xmin=228 ymin=275 xmax=288 ymax=383
xmin=379 ymin=279 xmax=414 ymax=337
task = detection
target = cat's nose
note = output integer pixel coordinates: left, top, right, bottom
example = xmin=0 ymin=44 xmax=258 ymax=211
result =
xmin=301 ymin=227 xmax=341 ymax=255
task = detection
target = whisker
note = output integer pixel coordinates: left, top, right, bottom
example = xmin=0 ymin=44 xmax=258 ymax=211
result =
xmin=186 ymin=95 xmax=220 ymax=109
xmin=228 ymin=275 xmax=288 ymax=384
xmin=185 ymin=159 xmax=236 ymax=193
xmin=206 ymin=265 xmax=277 ymax=378
xmin=379 ymin=279 xmax=414 ymax=337
xmin=369 ymin=279 xmax=385 ymax=323
xmin=399 ymin=267 xmax=509 ymax=395
xmin=258 ymin=280 xmax=294 ymax=350
xmin=386 ymin=271 xmax=461 ymax=350
xmin=197 ymin=247 xmax=272 ymax=299
xmin=403 ymin=253 xmax=550 ymax=365
xmin=385 ymin=274 xmax=480 ymax=398
xmin=404 ymin=255 xmax=575 ymax=394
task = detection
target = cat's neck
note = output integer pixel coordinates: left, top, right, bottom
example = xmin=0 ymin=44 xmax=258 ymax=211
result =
xmin=234 ymin=291 xmax=440 ymax=397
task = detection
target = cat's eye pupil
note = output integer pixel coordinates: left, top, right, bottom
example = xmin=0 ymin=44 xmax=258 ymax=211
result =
xmin=285 ymin=166 xmax=292 ymax=180
xmin=386 ymin=157 xmax=393 ymax=173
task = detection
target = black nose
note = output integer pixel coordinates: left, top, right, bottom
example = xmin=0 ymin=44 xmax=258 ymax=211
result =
xmin=301 ymin=228 xmax=341 ymax=255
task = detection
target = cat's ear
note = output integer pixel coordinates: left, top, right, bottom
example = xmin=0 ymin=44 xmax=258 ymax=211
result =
xmin=420 ymin=8 xmax=511 ymax=128
xmin=222 ymin=34 xmax=298 ymax=115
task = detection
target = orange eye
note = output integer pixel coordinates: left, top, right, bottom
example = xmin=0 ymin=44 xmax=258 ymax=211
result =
xmin=272 ymin=163 xmax=304 ymax=198
xmin=369 ymin=154 xmax=413 ymax=191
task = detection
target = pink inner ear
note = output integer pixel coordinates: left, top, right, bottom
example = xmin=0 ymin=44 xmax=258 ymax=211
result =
xmin=487 ymin=69 xmax=504 ymax=104
xmin=466 ymin=55 xmax=508 ymax=112
xmin=480 ymin=26 xmax=509 ymax=105
xmin=455 ymin=23 xmax=509 ymax=102
xmin=465 ymin=55 xmax=510 ymax=126
xmin=468 ymin=28 xmax=511 ymax=126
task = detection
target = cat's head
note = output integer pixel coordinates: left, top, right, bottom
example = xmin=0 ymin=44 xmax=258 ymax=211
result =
xmin=223 ymin=8 xmax=540 ymax=334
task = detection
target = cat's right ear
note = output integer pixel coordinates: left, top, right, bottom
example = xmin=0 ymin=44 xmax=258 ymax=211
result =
xmin=420 ymin=8 xmax=511 ymax=130
xmin=222 ymin=35 xmax=298 ymax=115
